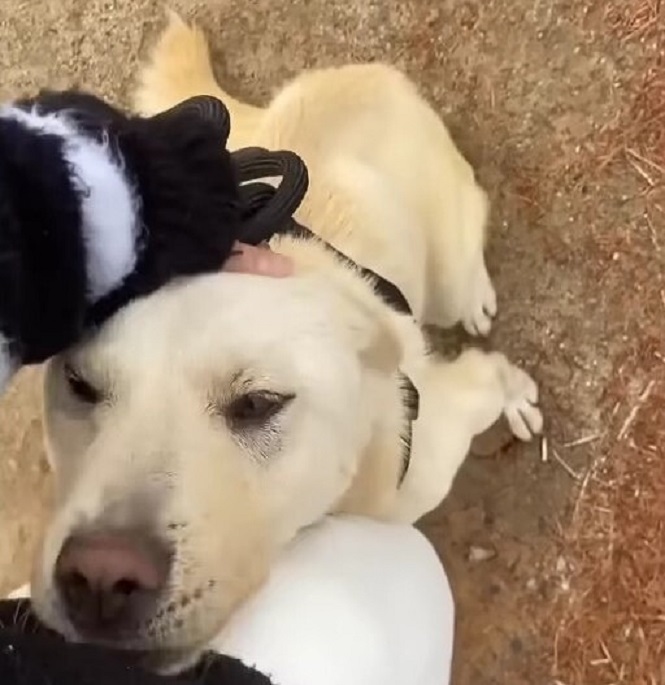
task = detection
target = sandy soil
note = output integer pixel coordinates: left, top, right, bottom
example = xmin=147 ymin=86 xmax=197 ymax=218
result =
xmin=0 ymin=1 xmax=662 ymax=683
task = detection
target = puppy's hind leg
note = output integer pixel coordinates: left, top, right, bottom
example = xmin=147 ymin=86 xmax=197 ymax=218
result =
xmin=422 ymin=177 xmax=497 ymax=337
xmin=390 ymin=349 xmax=543 ymax=523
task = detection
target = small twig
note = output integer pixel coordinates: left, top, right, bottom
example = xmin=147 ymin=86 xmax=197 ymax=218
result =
xmin=563 ymin=433 xmax=602 ymax=448
xmin=572 ymin=467 xmax=594 ymax=524
xmin=646 ymin=212 xmax=661 ymax=251
xmin=627 ymin=156 xmax=657 ymax=186
xmin=599 ymin=638 xmax=621 ymax=679
xmin=622 ymin=15 xmax=658 ymax=42
xmin=552 ymin=448 xmax=582 ymax=481
xmin=626 ymin=146 xmax=665 ymax=175
xmin=540 ymin=435 xmax=549 ymax=463
xmin=617 ymin=379 xmax=656 ymax=440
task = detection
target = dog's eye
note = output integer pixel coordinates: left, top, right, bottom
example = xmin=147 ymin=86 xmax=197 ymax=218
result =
xmin=64 ymin=364 xmax=101 ymax=405
xmin=225 ymin=391 xmax=294 ymax=428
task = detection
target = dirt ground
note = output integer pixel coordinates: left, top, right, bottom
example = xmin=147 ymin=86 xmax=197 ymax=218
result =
xmin=0 ymin=1 xmax=662 ymax=683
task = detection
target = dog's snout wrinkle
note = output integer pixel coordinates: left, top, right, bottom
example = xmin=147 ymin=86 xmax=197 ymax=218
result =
xmin=55 ymin=530 xmax=171 ymax=639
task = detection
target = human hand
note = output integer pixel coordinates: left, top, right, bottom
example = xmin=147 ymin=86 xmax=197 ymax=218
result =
xmin=223 ymin=242 xmax=293 ymax=277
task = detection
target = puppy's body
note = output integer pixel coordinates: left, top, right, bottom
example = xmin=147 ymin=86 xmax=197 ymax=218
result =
xmin=137 ymin=18 xmax=493 ymax=334
xmin=32 ymin=15 xmax=543 ymax=669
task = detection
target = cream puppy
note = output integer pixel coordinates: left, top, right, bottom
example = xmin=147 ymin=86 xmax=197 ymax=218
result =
xmin=30 ymin=14 xmax=543 ymax=671
xmin=12 ymin=515 xmax=455 ymax=684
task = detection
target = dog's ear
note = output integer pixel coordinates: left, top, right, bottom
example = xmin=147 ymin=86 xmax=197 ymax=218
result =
xmin=330 ymin=285 xmax=408 ymax=375
xmin=354 ymin=301 xmax=404 ymax=374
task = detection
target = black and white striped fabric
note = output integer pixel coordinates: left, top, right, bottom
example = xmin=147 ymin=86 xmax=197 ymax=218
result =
xmin=0 ymin=90 xmax=241 ymax=391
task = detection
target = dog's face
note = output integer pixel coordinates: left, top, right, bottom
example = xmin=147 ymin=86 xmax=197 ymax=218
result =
xmin=32 ymin=270 xmax=402 ymax=669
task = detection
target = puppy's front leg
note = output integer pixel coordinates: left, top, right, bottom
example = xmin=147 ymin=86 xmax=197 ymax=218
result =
xmin=390 ymin=349 xmax=543 ymax=523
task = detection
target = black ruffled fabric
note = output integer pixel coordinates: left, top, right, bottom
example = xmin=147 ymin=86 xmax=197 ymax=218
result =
xmin=0 ymin=599 xmax=275 ymax=685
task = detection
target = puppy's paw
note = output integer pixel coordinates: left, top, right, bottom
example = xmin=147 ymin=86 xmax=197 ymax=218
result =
xmin=498 ymin=361 xmax=543 ymax=441
xmin=462 ymin=262 xmax=497 ymax=337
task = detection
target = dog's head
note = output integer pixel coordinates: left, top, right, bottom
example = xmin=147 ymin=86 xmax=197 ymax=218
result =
xmin=32 ymin=270 xmax=406 ymax=669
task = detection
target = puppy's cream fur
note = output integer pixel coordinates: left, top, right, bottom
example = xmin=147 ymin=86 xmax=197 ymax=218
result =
xmin=32 ymin=13 xmax=543 ymax=668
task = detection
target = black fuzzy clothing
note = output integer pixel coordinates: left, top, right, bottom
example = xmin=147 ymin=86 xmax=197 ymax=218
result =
xmin=0 ymin=600 xmax=275 ymax=685
xmin=0 ymin=90 xmax=241 ymax=382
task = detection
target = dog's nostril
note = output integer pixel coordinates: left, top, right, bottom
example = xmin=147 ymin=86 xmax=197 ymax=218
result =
xmin=113 ymin=578 xmax=141 ymax=597
xmin=58 ymin=570 xmax=94 ymax=623
xmin=68 ymin=571 xmax=89 ymax=590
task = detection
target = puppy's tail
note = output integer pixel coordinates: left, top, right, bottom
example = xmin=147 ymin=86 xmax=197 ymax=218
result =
xmin=133 ymin=10 xmax=263 ymax=149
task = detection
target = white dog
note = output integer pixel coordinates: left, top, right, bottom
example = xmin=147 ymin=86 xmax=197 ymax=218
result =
xmin=29 ymin=13 xmax=543 ymax=672
xmin=11 ymin=515 xmax=455 ymax=684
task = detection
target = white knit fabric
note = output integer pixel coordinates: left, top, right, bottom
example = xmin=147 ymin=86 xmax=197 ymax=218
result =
xmin=0 ymin=104 xmax=139 ymax=303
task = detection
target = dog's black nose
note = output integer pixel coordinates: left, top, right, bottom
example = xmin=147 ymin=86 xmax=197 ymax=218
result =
xmin=55 ymin=531 xmax=171 ymax=638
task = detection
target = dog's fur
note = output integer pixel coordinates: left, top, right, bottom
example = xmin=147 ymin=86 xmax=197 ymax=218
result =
xmin=31 ymin=13 xmax=543 ymax=669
